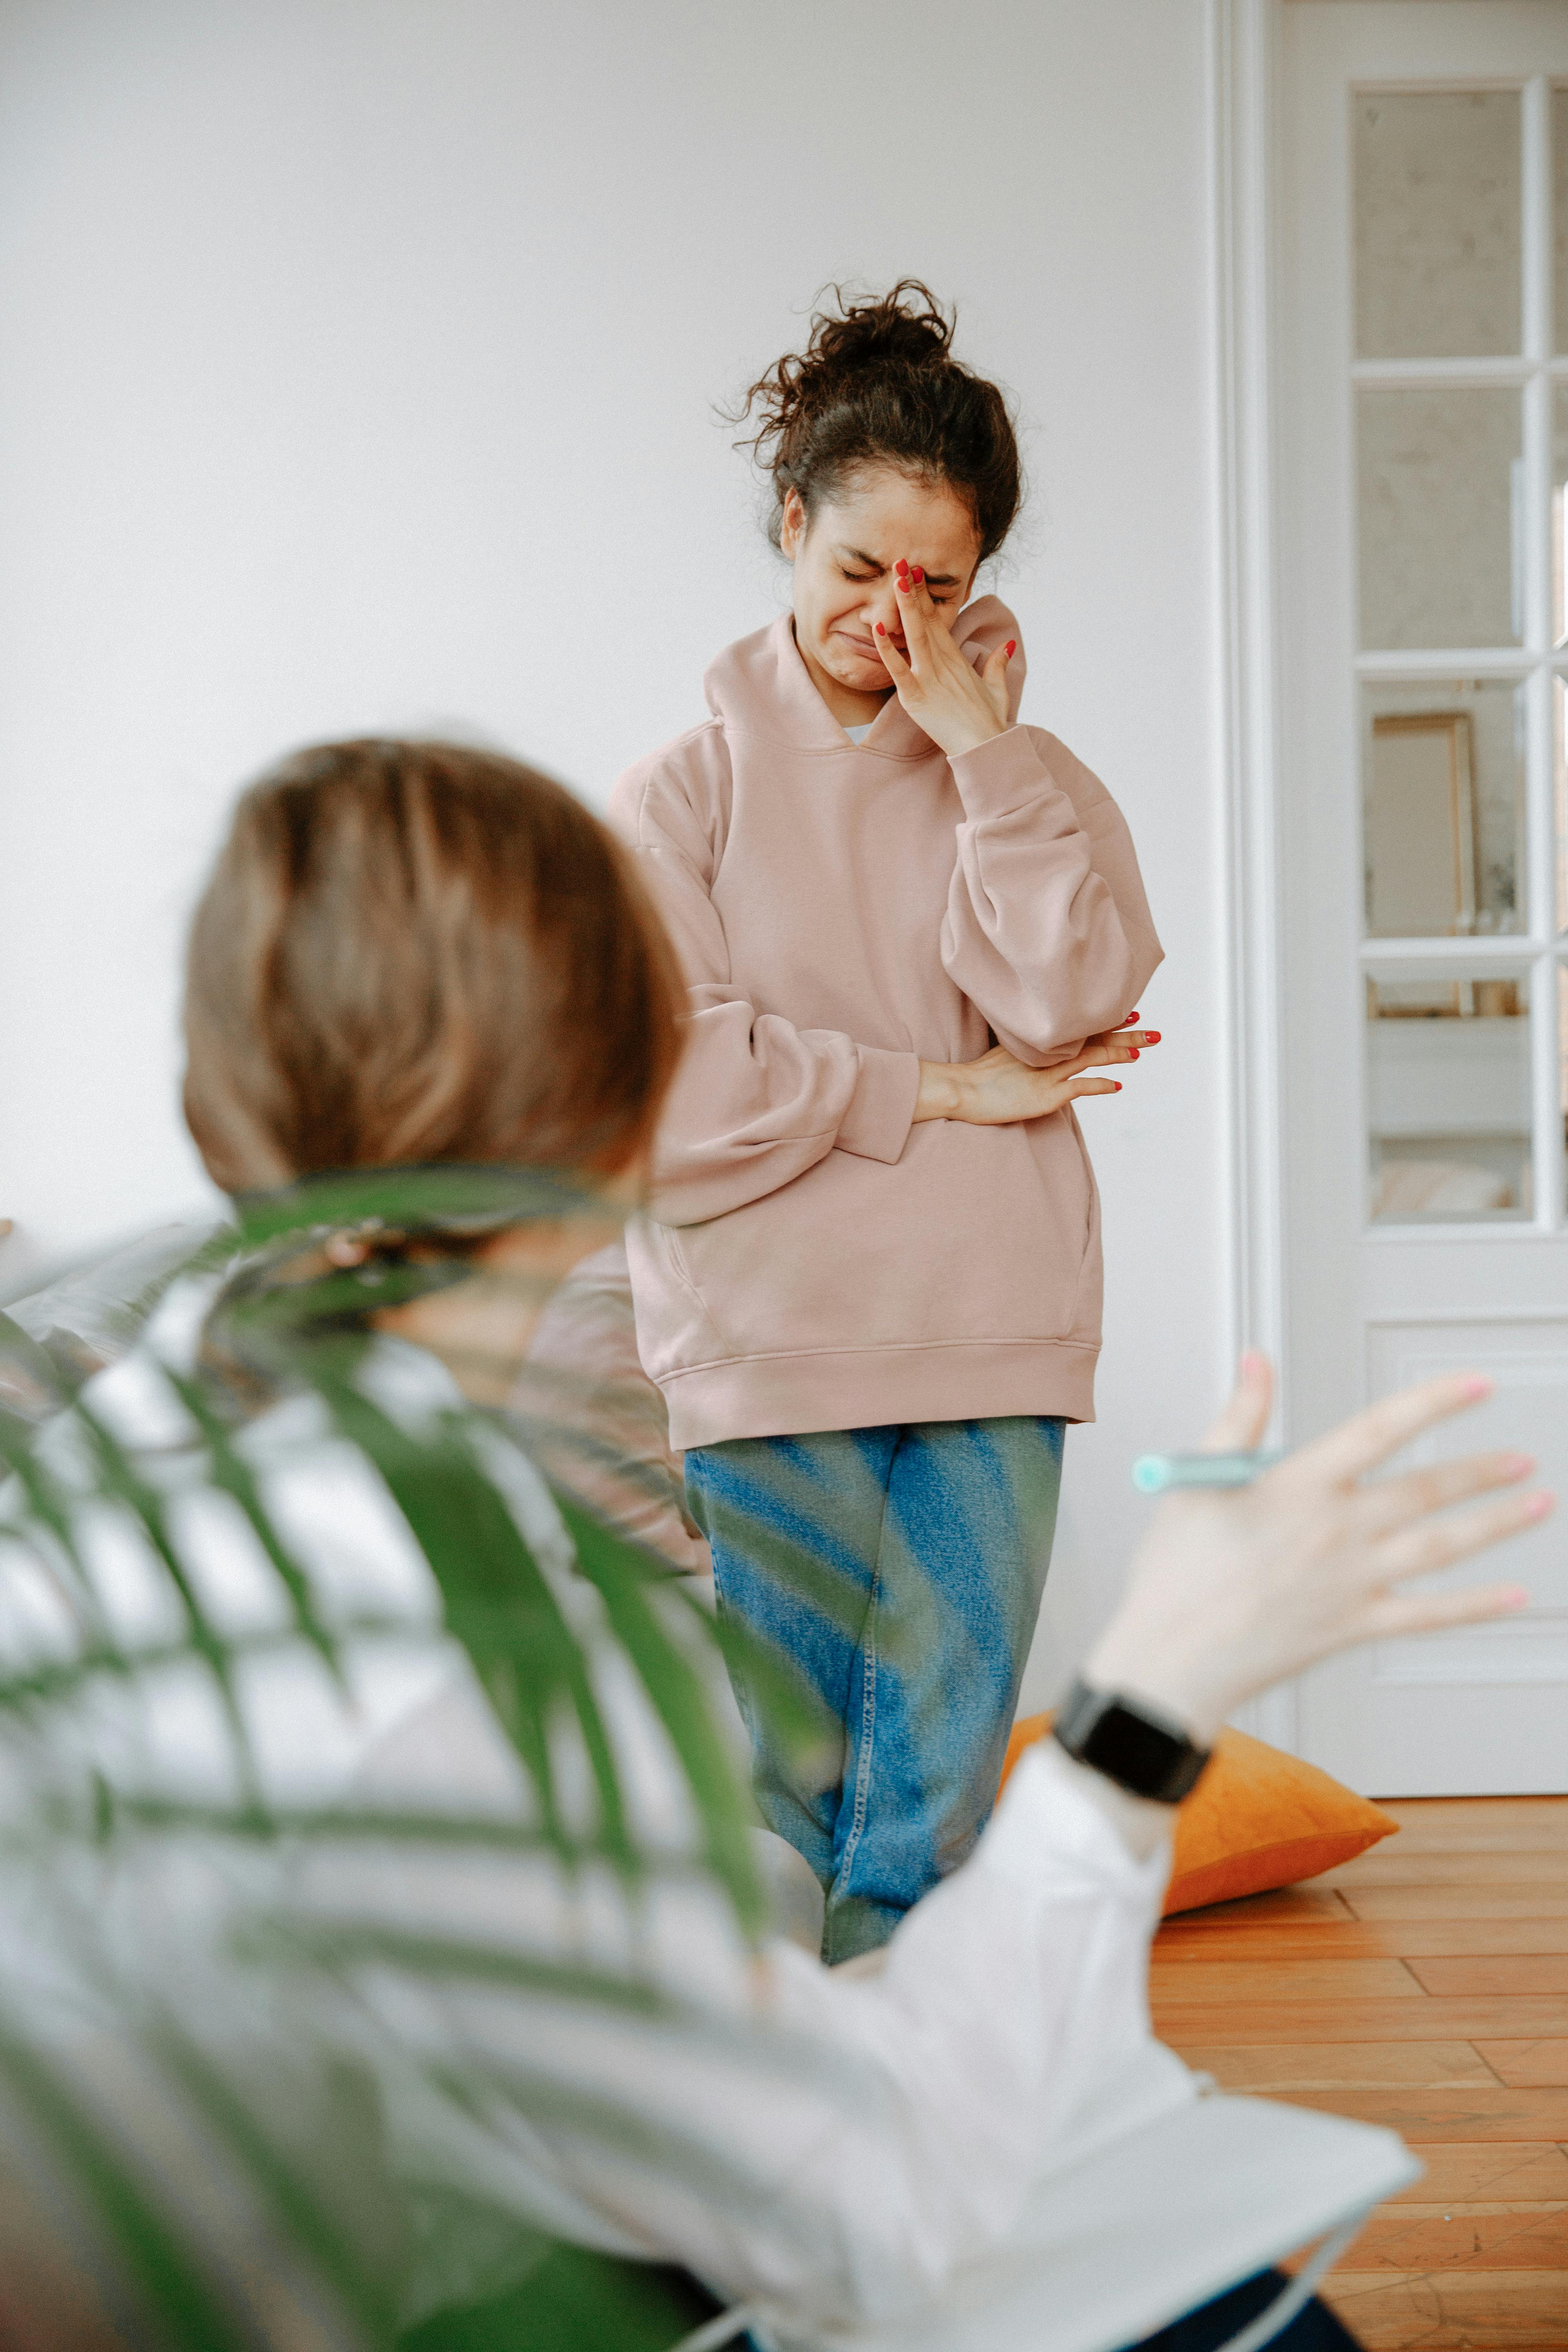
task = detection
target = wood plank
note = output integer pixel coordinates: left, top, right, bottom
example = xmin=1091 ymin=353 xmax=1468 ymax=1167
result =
xmin=1343 ymin=1885 xmax=1568 ymax=1920
xmin=1345 ymin=2205 xmax=1568 ymax=2267
xmin=1476 ymin=2041 xmax=1568 ymax=2087
xmin=1393 ymin=2201 xmax=1568 ymax=2217
xmin=1383 ymin=2143 xmax=1568 ymax=2203
xmin=1154 ymin=1915 xmax=1568 ymax=1960
xmin=1275 ymin=2086 xmax=1568 ymax=2140
xmin=1172 ymin=2041 xmax=1499 ymax=2089
xmin=1165 ymin=1886 xmax=1354 ymax=1925
xmin=1156 ymin=1800 xmax=1568 ymax=2342
xmin=1321 ymin=2268 xmax=1568 ymax=2346
xmin=1377 ymin=1798 xmax=1568 ymax=1851
xmin=1146 ymin=1957 xmax=1423 ymax=2003
xmin=1153 ymin=1998 xmax=1568 ymax=2045
xmin=1406 ymin=1955 xmax=1568 ymax=1998
xmin=1312 ymin=1849 xmax=1568 ymax=1888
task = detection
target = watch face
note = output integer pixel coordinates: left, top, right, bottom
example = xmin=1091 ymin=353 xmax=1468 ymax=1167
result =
xmin=1084 ymin=1704 xmax=1189 ymax=1791
xmin=1060 ymin=1685 xmax=1209 ymax=1804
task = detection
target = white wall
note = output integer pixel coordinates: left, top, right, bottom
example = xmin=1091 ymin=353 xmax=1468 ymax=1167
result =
xmin=0 ymin=0 xmax=1229 ymax=1703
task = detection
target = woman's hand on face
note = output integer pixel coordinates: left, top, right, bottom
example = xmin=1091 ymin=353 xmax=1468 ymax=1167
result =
xmin=1084 ymin=1354 xmax=1547 ymax=1746
xmin=872 ymin=564 xmax=1014 ymax=757
xmin=912 ymin=1017 xmax=1158 ymax=1126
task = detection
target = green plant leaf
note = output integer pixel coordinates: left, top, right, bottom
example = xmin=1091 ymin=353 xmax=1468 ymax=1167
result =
xmin=552 ymin=1495 xmax=767 ymax=1945
xmin=164 ymin=1364 xmax=349 ymax=1693
xmin=74 ymin=1398 xmax=267 ymax=1818
xmin=0 ymin=2021 xmax=250 ymax=2352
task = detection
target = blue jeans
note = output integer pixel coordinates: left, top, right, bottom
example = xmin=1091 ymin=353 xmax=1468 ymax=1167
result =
xmin=1122 ymin=2269 xmax=1362 ymax=2349
xmin=684 ymin=1417 xmax=1065 ymax=1963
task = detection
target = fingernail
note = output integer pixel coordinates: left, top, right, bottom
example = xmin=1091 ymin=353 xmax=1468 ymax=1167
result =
xmin=896 ymin=574 xmax=909 ymax=591
xmin=911 ymin=567 xmax=923 ymax=583
xmin=1145 ymin=1030 xmax=1162 ymax=1044
xmin=1004 ymin=639 xmax=1017 ymax=657
xmin=1503 ymin=1452 xmax=1536 ymax=1478
xmin=895 ymin=558 xmax=909 ymax=576
xmin=1113 ymin=1081 xmax=1123 ymax=1091
xmin=1526 ymin=1492 xmax=1555 ymax=1521
xmin=1128 ymin=1047 xmax=1140 ymax=1060
xmin=875 ymin=621 xmax=886 ymax=634
xmin=1127 ymin=1012 xmax=1140 ymax=1025
xmin=1461 ymin=1374 xmax=1493 ymax=1400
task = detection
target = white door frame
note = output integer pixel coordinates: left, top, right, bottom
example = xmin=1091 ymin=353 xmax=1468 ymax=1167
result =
xmin=1210 ymin=1 xmax=1568 ymax=1785
xmin=1211 ymin=0 xmax=1297 ymax=1748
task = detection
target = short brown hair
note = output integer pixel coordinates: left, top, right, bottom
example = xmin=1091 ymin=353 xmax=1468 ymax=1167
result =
xmin=183 ymin=738 xmax=682 ymax=1193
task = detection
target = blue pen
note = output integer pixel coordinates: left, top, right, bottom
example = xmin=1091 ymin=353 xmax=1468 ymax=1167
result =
xmin=1131 ymin=1450 xmax=1284 ymax=1495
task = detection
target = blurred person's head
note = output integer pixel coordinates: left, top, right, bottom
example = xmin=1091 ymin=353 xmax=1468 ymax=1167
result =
xmin=183 ymin=737 xmax=681 ymax=1199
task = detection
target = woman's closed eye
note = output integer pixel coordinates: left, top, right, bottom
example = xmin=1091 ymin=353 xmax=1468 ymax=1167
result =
xmin=839 ymin=564 xmax=952 ymax=602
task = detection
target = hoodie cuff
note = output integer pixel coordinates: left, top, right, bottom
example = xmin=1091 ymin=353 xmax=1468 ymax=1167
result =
xmin=947 ymin=725 xmax=1059 ymax=821
xmin=837 ymin=1046 xmax=920 ymax=1164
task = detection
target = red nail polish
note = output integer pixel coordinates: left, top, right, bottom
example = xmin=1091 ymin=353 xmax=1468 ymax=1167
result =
xmin=895 ymin=558 xmax=909 ymax=576
xmin=1128 ymin=1047 xmax=1140 ymax=1060
xmin=911 ymin=567 xmax=924 ymax=584
xmin=1127 ymin=1012 xmax=1140 ymax=1025
xmin=1145 ymin=1030 xmax=1161 ymax=1044
xmin=1113 ymin=1081 xmax=1123 ymax=1091
xmin=896 ymin=575 xmax=909 ymax=590
xmin=1004 ymin=639 xmax=1016 ymax=657
xmin=875 ymin=621 xmax=886 ymax=634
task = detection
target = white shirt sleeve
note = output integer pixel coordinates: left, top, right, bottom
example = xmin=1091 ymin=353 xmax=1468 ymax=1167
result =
xmin=334 ymin=1678 xmax=1194 ymax=2337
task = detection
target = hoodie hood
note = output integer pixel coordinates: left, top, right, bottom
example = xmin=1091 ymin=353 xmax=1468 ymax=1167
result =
xmin=702 ymin=595 xmax=1027 ymax=762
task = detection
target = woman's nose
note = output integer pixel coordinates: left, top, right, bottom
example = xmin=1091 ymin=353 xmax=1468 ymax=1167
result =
xmin=866 ymin=581 xmax=905 ymax=646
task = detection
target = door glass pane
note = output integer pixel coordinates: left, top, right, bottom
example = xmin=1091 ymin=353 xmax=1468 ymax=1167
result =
xmin=1363 ymin=682 xmax=1526 ymax=938
xmin=1356 ymin=90 xmax=1521 ymax=359
xmin=1554 ymin=388 xmax=1568 ymax=647
xmin=1358 ymin=388 xmax=1521 ymax=649
xmin=1368 ymin=975 xmax=1532 ymax=1222
xmin=1555 ymin=87 xmax=1568 ymax=354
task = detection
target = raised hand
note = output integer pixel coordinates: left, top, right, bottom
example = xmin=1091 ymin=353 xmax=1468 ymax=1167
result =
xmin=913 ymin=1016 xmax=1159 ymax=1126
xmin=872 ymin=562 xmax=1014 ymax=757
xmin=1084 ymin=1355 xmax=1547 ymax=1744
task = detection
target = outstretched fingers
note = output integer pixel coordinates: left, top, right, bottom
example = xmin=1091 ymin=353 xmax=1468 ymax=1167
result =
xmin=1372 ymin=1481 xmax=1552 ymax=1586
xmin=1198 ymin=1351 xmax=1273 ymax=1456
xmin=1360 ymin=1576 xmax=1532 ymax=1644
xmin=1288 ymin=1372 xmax=1495 ymax=1491
xmin=1350 ymin=1448 xmax=1535 ymax=1541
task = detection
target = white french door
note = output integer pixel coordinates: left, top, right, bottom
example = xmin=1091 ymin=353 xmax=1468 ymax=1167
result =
xmin=1274 ymin=1 xmax=1568 ymax=1793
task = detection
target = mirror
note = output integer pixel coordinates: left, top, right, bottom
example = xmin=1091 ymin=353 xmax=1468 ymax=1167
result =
xmin=1363 ymin=681 xmax=1524 ymax=948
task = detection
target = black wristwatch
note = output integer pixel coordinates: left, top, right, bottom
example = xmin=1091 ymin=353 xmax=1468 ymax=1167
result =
xmin=1051 ymin=1677 xmax=1212 ymax=1804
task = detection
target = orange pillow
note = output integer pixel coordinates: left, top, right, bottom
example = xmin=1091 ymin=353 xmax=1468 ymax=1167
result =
xmin=999 ymin=1713 xmax=1397 ymax=1915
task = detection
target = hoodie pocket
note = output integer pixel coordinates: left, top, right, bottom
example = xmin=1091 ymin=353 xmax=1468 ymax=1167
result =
xmin=627 ymin=1215 xmax=735 ymax=1373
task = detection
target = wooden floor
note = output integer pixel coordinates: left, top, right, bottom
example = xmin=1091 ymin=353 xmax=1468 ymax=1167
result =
xmin=1150 ymin=1797 xmax=1568 ymax=2349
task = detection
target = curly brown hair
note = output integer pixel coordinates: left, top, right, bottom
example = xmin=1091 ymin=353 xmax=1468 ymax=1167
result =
xmin=733 ymin=281 xmax=1022 ymax=563
xmin=183 ymin=738 xmax=683 ymax=1193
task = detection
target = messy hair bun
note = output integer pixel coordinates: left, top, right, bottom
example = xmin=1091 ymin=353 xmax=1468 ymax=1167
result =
xmin=734 ymin=281 xmax=1022 ymax=564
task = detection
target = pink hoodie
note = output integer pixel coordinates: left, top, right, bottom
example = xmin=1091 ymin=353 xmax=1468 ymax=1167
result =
xmin=609 ymin=599 xmax=1162 ymax=1452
